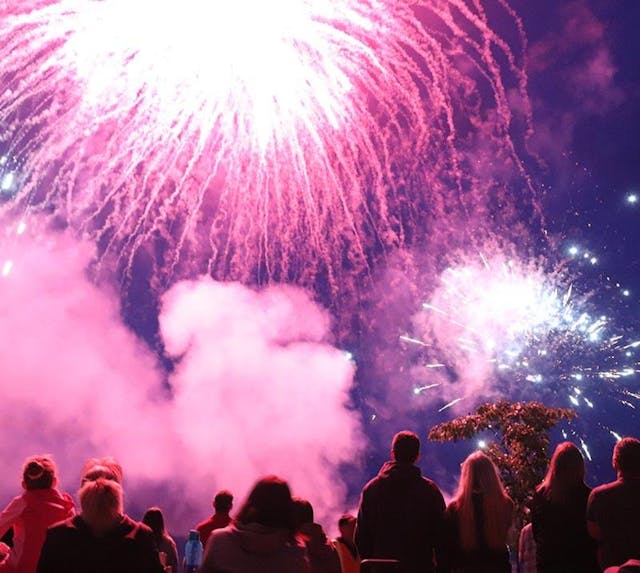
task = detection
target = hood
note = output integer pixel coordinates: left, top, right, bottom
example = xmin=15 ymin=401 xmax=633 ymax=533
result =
xmin=233 ymin=523 xmax=293 ymax=556
xmin=377 ymin=460 xmax=422 ymax=481
xmin=25 ymin=488 xmax=75 ymax=514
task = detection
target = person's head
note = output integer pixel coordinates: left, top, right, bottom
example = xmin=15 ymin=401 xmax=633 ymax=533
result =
xmin=22 ymin=455 xmax=57 ymax=491
xmin=291 ymin=497 xmax=314 ymax=531
xmin=236 ymin=476 xmax=294 ymax=532
xmin=613 ymin=437 xmax=640 ymax=478
xmin=538 ymin=442 xmax=585 ymax=501
xmin=454 ymin=451 xmax=512 ymax=551
xmin=79 ymin=477 xmax=123 ymax=535
xmin=142 ymin=507 xmax=166 ymax=537
xmin=457 ymin=451 xmax=507 ymax=497
xmin=81 ymin=457 xmax=123 ymax=485
xmin=391 ymin=431 xmax=420 ymax=463
xmin=213 ymin=490 xmax=233 ymax=514
xmin=338 ymin=514 xmax=356 ymax=542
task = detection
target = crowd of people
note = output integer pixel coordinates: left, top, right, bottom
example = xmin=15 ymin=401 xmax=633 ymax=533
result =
xmin=0 ymin=433 xmax=638 ymax=573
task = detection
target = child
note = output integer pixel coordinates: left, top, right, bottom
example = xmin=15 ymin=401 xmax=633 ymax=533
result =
xmin=0 ymin=455 xmax=75 ymax=573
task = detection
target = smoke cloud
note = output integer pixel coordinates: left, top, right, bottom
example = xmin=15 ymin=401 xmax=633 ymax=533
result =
xmin=0 ymin=224 xmax=362 ymax=532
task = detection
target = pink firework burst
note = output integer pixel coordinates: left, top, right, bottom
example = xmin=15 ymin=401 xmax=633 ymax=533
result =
xmin=0 ymin=0 xmax=530 ymax=287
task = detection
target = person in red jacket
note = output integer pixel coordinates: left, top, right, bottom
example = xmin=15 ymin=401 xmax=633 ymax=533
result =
xmin=194 ymin=490 xmax=233 ymax=546
xmin=0 ymin=455 xmax=75 ymax=573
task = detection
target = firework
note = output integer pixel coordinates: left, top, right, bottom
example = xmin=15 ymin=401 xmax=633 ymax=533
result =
xmin=0 ymin=0 xmax=530 ymax=287
xmin=402 ymin=248 xmax=640 ymax=447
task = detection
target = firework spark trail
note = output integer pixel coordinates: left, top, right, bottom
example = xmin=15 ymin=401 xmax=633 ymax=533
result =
xmin=0 ymin=0 xmax=530 ymax=287
xmin=405 ymin=250 xmax=640 ymax=428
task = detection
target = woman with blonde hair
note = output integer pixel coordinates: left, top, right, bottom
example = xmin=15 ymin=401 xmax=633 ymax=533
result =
xmin=530 ymin=442 xmax=598 ymax=572
xmin=445 ymin=451 xmax=513 ymax=572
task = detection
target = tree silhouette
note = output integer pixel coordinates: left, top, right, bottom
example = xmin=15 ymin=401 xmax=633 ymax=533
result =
xmin=429 ymin=400 xmax=576 ymax=528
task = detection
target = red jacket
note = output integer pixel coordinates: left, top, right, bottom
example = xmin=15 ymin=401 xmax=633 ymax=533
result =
xmin=0 ymin=488 xmax=75 ymax=573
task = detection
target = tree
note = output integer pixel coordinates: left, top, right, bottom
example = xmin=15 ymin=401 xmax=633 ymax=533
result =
xmin=429 ymin=400 xmax=576 ymax=528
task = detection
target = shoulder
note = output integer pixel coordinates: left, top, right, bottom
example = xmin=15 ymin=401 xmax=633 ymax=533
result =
xmin=589 ymin=480 xmax=620 ymax=500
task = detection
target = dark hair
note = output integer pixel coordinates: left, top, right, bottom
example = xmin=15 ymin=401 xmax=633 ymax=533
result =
xmin=236 ymin=476 xmax=294 ymax=531
xmin=392 ymin=431 xmax=420 ymax=463
xmin=214 ymin=490 xmax=233 ymax=513
xmin=613 ymin=437 xmax=640 ymax=475
xmin=23 ymin=455 xmax=56 ymax=490
xmin=142 ymin=507 xmax=166 ymax=538
xmin=292 ymin=497 xmax=314 ymax=530
xmin=338 ymin=514 xmax=356 ymax=528
xmin=537 ymin=442 xmax=585 ymax=502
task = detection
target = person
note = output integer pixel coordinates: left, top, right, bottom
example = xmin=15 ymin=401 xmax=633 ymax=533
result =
xmin=587 ymin=437 xmax=640 ymax=570
xmin=195 ymin=490 xmax=233 ymax=546
xmin=529 ymin=442 xmax=598 ymax=572
xmin=0 ymin=455 xmax=75 ymax=573
xmin=355 ymin=430 xmax=446 ymax=573
xmin=444 ymin=451 xmax=513 ymax=572
xmin=142 ymin=507 xmax=179 ymax=573
xmin=199 ymin=475 xmax=309 ymax=573
xmin=292 ymin=497 xmax=340 ymax=573
xmin=332 ymin=514 xmax=359 ymax=573
xmin=36 ymin=460 xmax=164 ymax=573
xmin=517 ymin=523 xmax=536 ymax=573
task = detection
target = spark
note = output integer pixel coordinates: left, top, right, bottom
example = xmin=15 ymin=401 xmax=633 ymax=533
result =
xmin=413 ymin=383 xmax=440 ymax=395
xmin=2 ymin=260 xmax=13 ymax=277
xmin=1 ymin=173 xmax=15 ymax=192
xmin=580 ymin=439 xmax=592 ymax=461
xmin=399 ymin=335 xmax=430 ymax=347
xmin=627 ymin=193 xmax=638 ymax=205
xmin=0 ymin=0 xmax=531 ymax=286
xmin=438 ymin=398 xmax=463 ymax=412
xmin=610 ymin=431 xmax=623 ymax=442
xmin=16 ymin=221 xmax=26 ymax=235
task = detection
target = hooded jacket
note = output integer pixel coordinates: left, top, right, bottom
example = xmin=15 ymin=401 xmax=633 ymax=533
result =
xmin=0 ymin=488 xmax=75 ymax=573
xmin=355 ymin=461 xmax=446 ymax=573
xmin=199 ymin=522 xmax=310 ymax=573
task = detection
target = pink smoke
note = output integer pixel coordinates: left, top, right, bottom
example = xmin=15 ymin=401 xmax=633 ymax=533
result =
xmin=0 ymin=223 xmax=362 ymax=532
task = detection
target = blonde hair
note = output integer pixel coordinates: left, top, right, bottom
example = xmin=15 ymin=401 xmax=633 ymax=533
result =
xmin=79 ymin=477 xmax=123 ymax=530
xmin=452 ymin=451 xmax=513 ymax=551
xmin=537 ymin=442 xmax=585 ymax=502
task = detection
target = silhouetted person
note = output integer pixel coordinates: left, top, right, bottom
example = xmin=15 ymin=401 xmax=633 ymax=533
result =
xmin=444 ymin=451 xmax=513 ymax=573
xmin=195 ymin=490 xmax=233 ymax=546
xmin=292 ymin=497 xmax=340 ymax=573
xmin=530 ymin=442 xmax=598 ymax=572
xmin=588 ymin=437 xmax=640 ymax=569
xmin=355 ymin=431 xmax=446 ymax=573
xmin=199 ymin=476 xmax=309 ymax=573
xmin=332 ymin=514 xmax=360 ymax=573
xmin=142 ymin=507 xmax=179 ymax=573
xmin=37 ymin=460 xmax=163 ymax=573
xmin=0 ymin=455 xmax=75 ymax=573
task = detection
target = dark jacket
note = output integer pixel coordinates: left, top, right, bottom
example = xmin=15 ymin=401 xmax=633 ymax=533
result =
xmin=36 ymin=514 xmax=164 ymax=573
xmin=355 ymin=461 xmax=446 ymax=573
xmin=531 ymin=483 xmax=598 ymax=572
